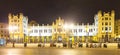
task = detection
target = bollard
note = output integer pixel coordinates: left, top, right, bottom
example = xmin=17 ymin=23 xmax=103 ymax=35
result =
xmin=50 ymin=43 xmax=53 ymax=47
xmin=24 ymin=42 xmax=27 ymax=47
xmin=13 ymin=42 xmax=15 ymax=47
xmin=38 ymin=43 xmax=41 ymax=47
xmin=103 ymin=43 xmax=107 ymax=48
xmin=63 ymin=43 xmax=66 ymax=47
xmin=86 ymin=43 xmax=89 ymax=48
xmin=118 ymin=43 xmax=120 ymax=49
xmin=70 ymin=44 xmax=72 ymax=48
xmin=53 ymin=43 xmax=56 ymax=47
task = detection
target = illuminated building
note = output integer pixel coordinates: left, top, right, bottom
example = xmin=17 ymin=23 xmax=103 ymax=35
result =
xmin=8 ymin=10 xmax=116 ymax=43
xmin=115 ymin=19 xmax=120 ymax=39
xmin=0 ymin=23 xmax=9 ymax=41
xmin=97 ymin=10 xmax=115 ymax=42
xmin=8 ymin=13 xmax=28 ymax=43
xmin=27 ymin=17 xmax=98 ymax=43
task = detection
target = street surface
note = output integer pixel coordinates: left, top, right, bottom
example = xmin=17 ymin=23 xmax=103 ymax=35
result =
xmin=0 ymin=48 xmax=120 ymax=55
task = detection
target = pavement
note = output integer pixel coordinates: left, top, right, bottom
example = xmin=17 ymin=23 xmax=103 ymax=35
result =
xmin=0 ymin=43 xmax=120 ymax=55
xmin=0 ymin=47 xmax=120 ymax=55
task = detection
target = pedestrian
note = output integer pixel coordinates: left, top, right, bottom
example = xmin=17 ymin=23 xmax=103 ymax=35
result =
xmin=13 ymin=42 xmax=15 ymax=47
xmin=90 ymin=43 xmax=93 ymax=48
xmin=94 ymin=44 xmax=97 ymax=48
xmin=103 ymin=43 xmax=107 ymax=48
xmin=118 ymin=43 xmax=120 ymax=49
xmin=75 ymin=42 xmax=77 ymax=48
xmin=43 ymin=43 xmax=45 ymax=47
xmin=98 ymin=43 xmax=102 ymax=48
xmin=86 ymin=43 xmax=89 ymax=48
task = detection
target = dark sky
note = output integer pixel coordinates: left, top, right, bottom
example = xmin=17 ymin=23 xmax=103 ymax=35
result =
xmin=0 ymin=0 xmax=120 ymax=24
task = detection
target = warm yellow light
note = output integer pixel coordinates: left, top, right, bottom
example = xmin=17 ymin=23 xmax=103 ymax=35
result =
xmin=8 ymin=25 xmax=18 ymax=32
xmin=63 ymin=23 xmax=74 ymax=29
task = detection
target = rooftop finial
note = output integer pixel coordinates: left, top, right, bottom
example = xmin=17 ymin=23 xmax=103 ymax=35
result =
xmin=58 ymin=16 xmax=61 ymax=20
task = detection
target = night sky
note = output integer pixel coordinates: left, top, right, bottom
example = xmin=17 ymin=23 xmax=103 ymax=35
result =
xmin=0 ymin=0 xmax=120 ymax=24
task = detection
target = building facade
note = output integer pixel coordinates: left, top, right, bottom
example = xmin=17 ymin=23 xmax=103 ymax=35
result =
xmin=0 ymin=23 xmax=9 ymax=42
xmin=8 ymin=10 xmax=116 ymax=43
xmin=8 ymin=13 xmax=28 ymax=43
xmin=97 ymin=10 xmax=115 ymax=42
xmin=115 ymin=19 xmax=120 ymax=42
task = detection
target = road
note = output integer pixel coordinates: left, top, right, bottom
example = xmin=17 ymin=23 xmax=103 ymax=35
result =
xmin=0 ymin=48 xmax=120 ymax=55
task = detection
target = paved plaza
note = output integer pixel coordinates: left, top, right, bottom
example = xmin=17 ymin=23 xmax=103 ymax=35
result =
xmin=0 ymin=48 xmax=120 ymax=55
xmin=0 ymin=43 xmax=120 ymax=55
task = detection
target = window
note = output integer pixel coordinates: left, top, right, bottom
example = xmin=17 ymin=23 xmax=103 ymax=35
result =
xmin=49 ymin=29 xmax=52 ymax=33
xmin=102 ymin=22 xmax=104 ymax=25
xmin=109 ymin=35 xmax=111 ymax=38
xmin=109 ymin=22 xmax=111 ymax=25
xmin=34 ymin=30 xmax=38 ymax=33
xmin=105 ymin=17 xmax=108 ymax=20
xmin=102 ymin=35 xmax=104 ymax=38
xmin=109 ymin=18 xmax=111 ymax=20
xmin=70 ymin=29 xmax=72 ymax=32
xmin=44 ymin=29 xmax=47 ymax=33
xmin=1 ymin=34 xmax=3 ymax=37
xmin=102 ymin=18 xmax=104 ymax=20
xmin=105 ymin=27 xmax=108 ymax=31
xmin=74 ymin=29 xmax=77 ymax=33
xmin=24 ymin=30 xmax=26 ymax=32
xmin=105 ymin=22 xmax=108 ymax=25
xmin=79 ymin=29 xmax=82 ymax=32
xmin=89 ymin=29 xmax=93 ymax=32
xmin=102 ymin=27 xmax=104 ymax=30
xmin=109 ymin=27 xmax=111 ymax=30
xmin=39 ymin=30 xmax=42 ymax=33
xmin=23 ymin=21 xmax=26 ymax=23
xmin=54 ymin=29 xmax=56 ymax=32
xmin=91 ymin=29 xmax=93 ymax=32
xmin=116 ymin=34 xmax=118 ymax=36
xmin=14 ymin=20 xmax=17 ymax=22
xmin=30 ymin=30 xmax=33 ymax=33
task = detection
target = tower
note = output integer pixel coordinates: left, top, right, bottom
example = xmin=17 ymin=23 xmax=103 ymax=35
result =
xmin=8 ymin=13 xmax=28 ymax=43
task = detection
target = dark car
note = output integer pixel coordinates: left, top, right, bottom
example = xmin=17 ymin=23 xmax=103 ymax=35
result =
xmin=63 ymin=43 xmax=67 ymax=47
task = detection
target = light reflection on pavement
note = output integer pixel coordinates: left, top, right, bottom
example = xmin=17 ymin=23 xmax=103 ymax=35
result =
xmin=0 ymin=48 xmax=120 ymax=55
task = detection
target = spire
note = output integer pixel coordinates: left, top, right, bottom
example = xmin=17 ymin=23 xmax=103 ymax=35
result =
xmin=8 ymin=13 xmax=12 ymax=19
xmin=58 ymin=16 xmax=61 ymax=20
xmin=52 ymin=22 xmax=55 ymax=26
xmin=111 ymin=10 xmax=115 ymax=17
xmin=98 ymin=10 xmax=102 ymax=17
